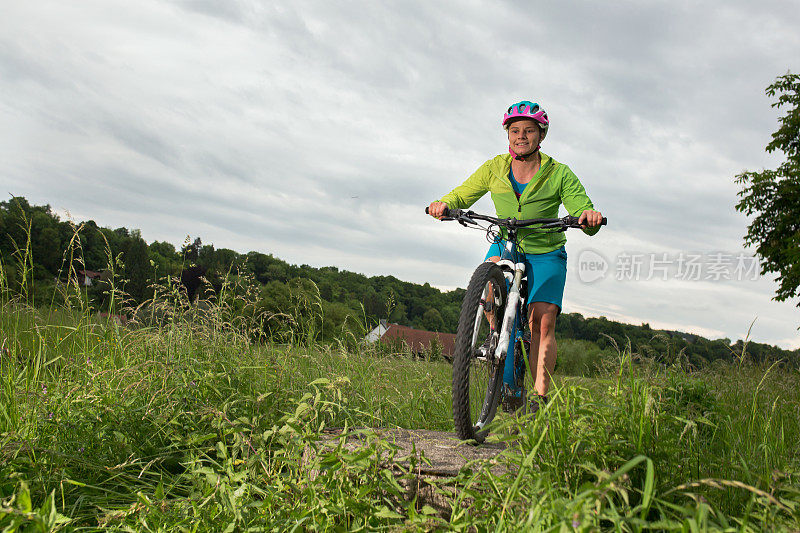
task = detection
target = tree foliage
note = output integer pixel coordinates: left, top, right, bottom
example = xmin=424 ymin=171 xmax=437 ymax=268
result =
xmin=124 ymin=235 xmax=151 ymax=303
xmin=735 ymin=72 xmax=800 ymax=308
xmin=2 ymin=195 xmax=798 ymax=365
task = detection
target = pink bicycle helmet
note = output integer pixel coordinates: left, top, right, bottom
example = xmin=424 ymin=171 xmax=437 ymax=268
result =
xmin=502 ymin=100 xmax=549 ymax=141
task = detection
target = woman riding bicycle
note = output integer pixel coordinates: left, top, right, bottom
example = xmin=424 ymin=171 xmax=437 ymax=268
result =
xmin=428 ymin=100 xmax=603 ymax=413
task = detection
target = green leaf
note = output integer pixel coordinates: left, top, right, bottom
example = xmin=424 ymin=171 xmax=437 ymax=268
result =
xmin=375 ymin=506 xmax=404 ymax=519
xmin=16 ymin=483 xmax=31 ymax=513
xmin=294 ymin=402 xmax=311 ymax=418
xmin=154 ymin=480 xmax=165 ymax=500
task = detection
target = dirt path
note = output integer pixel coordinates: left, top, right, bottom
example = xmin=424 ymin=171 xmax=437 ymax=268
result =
xmin=310 ymin=427 xmax=512 ymax=516
xmin=339 ymin=428 xmax=507 ymax=474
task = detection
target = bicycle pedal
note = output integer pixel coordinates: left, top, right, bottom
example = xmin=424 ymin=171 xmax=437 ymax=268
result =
xmin=476 ymin=351 xmax=499 ymax=364
xmin=501 ymin=391 xmax=525 ymax=413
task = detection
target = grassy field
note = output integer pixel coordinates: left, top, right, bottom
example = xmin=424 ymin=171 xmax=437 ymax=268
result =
xmin=1 ymin=290 xmax=800 ymax=531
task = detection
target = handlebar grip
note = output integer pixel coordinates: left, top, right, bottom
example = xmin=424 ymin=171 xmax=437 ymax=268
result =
xmin=566 ymin=215 xmax=609 ymax=226
xmin=425 ymin=206 xmax=455 ymax=218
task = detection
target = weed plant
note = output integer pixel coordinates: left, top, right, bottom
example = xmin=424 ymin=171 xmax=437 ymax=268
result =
xmin=554 ymin=337 xmax=612 ymax=376
xmin=1 ymin=224 xmax=799 ymax=531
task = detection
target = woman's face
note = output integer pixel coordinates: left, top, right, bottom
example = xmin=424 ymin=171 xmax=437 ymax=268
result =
xmin=507 ymin=119 xmax=542 ymax=156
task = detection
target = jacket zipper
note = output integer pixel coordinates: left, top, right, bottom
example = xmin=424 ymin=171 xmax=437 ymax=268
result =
xmin=516 ymin=157 xmax=551 ymax=212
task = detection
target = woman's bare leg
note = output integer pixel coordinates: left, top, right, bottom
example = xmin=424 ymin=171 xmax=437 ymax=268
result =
xmin=484 ymin=256 xmax=501 ymax=329
xmin=527 ymin=302 xmax=559 ymax=396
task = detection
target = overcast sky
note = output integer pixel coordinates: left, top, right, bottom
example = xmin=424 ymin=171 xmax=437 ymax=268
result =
xmin=2 ymin=0 xmax=799 ymax=348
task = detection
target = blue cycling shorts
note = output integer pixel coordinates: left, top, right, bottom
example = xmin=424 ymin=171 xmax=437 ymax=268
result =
xmin=484 ymin=240 xmax=567 ymax=312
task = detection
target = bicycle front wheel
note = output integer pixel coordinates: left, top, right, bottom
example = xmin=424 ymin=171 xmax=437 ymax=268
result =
xmin=452 ymin=262 xmax=508 ymax=443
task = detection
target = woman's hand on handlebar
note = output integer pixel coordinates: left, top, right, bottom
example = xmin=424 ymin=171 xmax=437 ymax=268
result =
xmin=578 ymin=209 xmax=604 ymax=228
xmin=428 ymin=201 xmax=449 ymax=219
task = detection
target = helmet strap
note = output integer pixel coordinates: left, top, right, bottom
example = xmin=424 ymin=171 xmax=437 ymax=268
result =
xmin=509 ymin=145 xmax=541 ymax=161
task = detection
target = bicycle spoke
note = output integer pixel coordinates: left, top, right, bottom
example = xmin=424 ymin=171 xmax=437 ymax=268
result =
xmin=452 ymin=262 xmax=507 ymax=442
xmin=471 ymin=282 xmax=492 ymax=349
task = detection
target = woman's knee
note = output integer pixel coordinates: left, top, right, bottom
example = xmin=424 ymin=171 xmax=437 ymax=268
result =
xmin=530 ymin=303 xmax=558 ymax=335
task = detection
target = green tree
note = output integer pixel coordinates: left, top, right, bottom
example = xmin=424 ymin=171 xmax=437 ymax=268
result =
xmin=215 ymin=248 xmax=240 ymax=272
xmin=124 ymin=235 xmax=151 ymax=303
xmin=735 ymin=72 xmax=800 ymax=310
xmin=181 ymin=237 xmax=202 ymax=264
xmin=362 ymin=286 xmax=385 ymax=319
xmin=421 ymin=308 xmax=444 ymax=332
xmin=198 ymin=244 xmax=216 ymax=269
xmin=149 ymin=240 xmax=179 ymax=277
xmin=321 ymin=300 xmax=353 ymax=340
xmin=30 ymin=211 xmax=62 ymax=276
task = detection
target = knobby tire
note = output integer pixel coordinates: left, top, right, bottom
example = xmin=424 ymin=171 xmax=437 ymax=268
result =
xmin=452 ymin=262 xmax=508 ymax=443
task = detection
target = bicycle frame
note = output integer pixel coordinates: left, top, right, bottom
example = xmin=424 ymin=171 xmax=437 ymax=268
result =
xmin=493 ymin=245 xmax=525 ymax=362
xmin=490 ymin=229 xmax=529 ymax=399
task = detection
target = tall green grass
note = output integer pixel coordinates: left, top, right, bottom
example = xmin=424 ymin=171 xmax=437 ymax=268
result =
xmin=0 ymin=298 xmax=455 ymax=530
xmin=1 ymin=225 xmax=799 ymax=531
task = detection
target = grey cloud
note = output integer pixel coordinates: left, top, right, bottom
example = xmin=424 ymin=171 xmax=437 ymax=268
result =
xmin=2 ymin=0 xmax=799 ymax=346
xmin=168 ymin=0 xmax=250 ymax=23
xmin=0 ymin=42 xmax=60 ymax=88
xmin=101 ymin=118 xmax=177 ymax=168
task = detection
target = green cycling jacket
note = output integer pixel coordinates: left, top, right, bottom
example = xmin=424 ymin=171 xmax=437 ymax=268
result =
xmin=439 ymin=152 xmax=599 ymax=254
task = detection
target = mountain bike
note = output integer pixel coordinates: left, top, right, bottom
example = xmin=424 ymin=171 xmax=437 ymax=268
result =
xmin=426 ymin=207 xmax=607 ymax=443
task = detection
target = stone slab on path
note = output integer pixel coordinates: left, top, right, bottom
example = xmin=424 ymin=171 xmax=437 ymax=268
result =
xmin=309 ymin=427 xmax=513 ymax=516
xmin=313 ymin=427 xmax=511 ymax=477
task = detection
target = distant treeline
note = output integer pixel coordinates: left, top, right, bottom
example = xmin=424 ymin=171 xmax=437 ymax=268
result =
xmin=554 ymin=313 xmax=798 ymax=368
xmin=2 ymin=196 xmax=797 ymax=366
xmin=0 ymin=197 xmax=463 ymax=337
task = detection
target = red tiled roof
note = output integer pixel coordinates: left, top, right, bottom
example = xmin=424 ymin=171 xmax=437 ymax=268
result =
xmin=77 ymin=270 xmax=104 ymax=279
xmin=99 ymin=312 xmax=128 ymax=324
xmin=379 ymin=324 xmax=456 ymax=356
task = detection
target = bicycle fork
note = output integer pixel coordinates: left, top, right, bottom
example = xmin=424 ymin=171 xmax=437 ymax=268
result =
xmin=495 ymin=267 xmax=523 ymax=361
xmin=495 ymin=266 xmax=527 ymax=399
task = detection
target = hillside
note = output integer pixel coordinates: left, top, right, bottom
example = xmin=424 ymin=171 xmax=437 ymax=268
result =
xmin=2 ymin=196 xmax=797 ymax=367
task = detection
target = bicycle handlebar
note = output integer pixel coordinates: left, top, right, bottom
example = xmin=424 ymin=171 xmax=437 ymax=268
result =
xmin=425 ymin=207 xmax=607 ymax=229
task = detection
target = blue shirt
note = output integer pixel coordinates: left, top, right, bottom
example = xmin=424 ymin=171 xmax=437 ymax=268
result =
xmin=508 ymin=167 xmax=527 ymax=198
